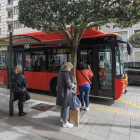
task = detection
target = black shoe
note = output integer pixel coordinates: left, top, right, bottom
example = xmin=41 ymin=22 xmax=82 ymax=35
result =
xmin=19 ymin=112 xmax=27 ymax=117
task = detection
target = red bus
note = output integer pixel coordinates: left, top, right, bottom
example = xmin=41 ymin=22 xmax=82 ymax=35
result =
xmin=0 ymin=28 xmax=131 ymax=100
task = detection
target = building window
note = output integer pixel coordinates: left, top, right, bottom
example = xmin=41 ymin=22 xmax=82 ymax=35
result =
xmin=134 ymin=29 xmax=140 ymax=33
xmin=0 ymin=28 xmax=1 ymax=35
xmin=8 ymin=12 xmax=13 ymax=18
xmin=135 ymin=52 xmax=140 ymax=61
xmin=14 ymin=7 xmax=19 ymax=15
xmin=8 ymin=24 xmax=13 ymax=32
xmin=14 ymin=21 xmax=22 ymax=29
xmin=0 ymin=4 xmax=1 ymax=11
xmin=0 ymin=16 xmax=1 ymax=23
xmin=8 ymin=0 xmax=13 ymax=5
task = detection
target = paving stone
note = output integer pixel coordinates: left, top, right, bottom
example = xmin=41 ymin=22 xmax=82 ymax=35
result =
xmin=110 ymin=121 xmax=130 ymax=136
xmin=86 ymin=132 xmax=107 ymax=140
xmin=130 ymin=130 xmax=140 ymax=140
xmin=90 ymin=122 xmax=111 ymax=137
xmin=96 ymin=113 xmax=114 ymax=125
xmin=131 ymin=120 xmax=140 ymax=133
xmin=52 ymin=131 xmax=85 ymax=140
xmin=85 ymin=108 xmax=101 ymax=117
xmin=131 ymin=116 xmax=140 ymax=122
xmin=107 ymin=131 xmax=129 ymax=140
xmin=114 ymin=114 xmax=130 ymax=125
xmin=100 ymin=110 xmax=115 ymax=116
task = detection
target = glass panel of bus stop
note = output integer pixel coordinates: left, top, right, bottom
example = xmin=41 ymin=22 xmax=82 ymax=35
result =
xmin=98 ymin=46 xmax=112 ymax=91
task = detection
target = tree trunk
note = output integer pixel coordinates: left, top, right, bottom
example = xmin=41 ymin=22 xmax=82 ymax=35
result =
xmin=70 ymin=45 xmax=78 ymax=92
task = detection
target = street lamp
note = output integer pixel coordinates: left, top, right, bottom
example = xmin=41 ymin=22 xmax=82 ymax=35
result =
xmin=9 ymin=31 xmax=13 ymax=116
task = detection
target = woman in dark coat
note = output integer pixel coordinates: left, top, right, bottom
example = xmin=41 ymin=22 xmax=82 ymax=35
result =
xmin=56 ymin=62 xmax=74 ymax=128
xmin=11 ymin=65 xmax=28 ymax=116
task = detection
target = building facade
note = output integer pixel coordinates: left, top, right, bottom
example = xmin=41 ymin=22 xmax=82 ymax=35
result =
xmin=101 ymin=23 xmax=140 ymax=61
xmin=0 ymin=0 xmax=36 ymax=38
xmin=0 ymin=0 xmax=6 ymax=38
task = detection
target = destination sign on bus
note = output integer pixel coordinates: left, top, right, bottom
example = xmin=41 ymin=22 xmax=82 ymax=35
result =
xmin=53 ymin=48 xmax=70 ymax=54
xmin=24 ymin=43 xmax=68 ymax=49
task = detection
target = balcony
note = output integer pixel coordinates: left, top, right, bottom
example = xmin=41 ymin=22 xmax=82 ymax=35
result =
xmin=7 ymin=29 xmax=14 ymax=35
xmin=6 ymin=16 xmax=13 ymax=24
xmin=6 ymin=2 xmax=13 ymax=11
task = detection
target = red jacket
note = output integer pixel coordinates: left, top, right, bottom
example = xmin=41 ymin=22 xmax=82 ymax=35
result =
xmin=76 ymin=69 xmax=94 ymax=86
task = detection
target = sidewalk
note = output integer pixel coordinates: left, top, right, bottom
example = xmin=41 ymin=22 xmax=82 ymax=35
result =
xmin=0 ymin=89 xmax=140 ymax=140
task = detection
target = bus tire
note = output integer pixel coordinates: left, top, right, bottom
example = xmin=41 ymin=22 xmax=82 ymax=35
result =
xmin=51 ymin=80 xmax=57 ymax=96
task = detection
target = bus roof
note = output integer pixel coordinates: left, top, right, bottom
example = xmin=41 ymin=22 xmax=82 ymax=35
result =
xmin=0 ymin=27 xmax=121 ymax=46
xmin=18 ymin=28 xmax=117 ymax=43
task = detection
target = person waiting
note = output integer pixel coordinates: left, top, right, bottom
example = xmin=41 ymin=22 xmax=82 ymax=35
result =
xmin=76 ymin=62 xmax=93 ymax=111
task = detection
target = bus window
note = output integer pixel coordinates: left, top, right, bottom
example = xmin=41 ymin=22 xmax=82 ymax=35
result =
xmin=24 ymin=51 xmax=47 ymax=72
xmin=80 ymin=49 xmax=93 ymax=71
xmin=0 ymin=51 xmax=6 ymax=70
xmin=115 ymin=44 xmax=125 ymax=76
xmin=48 ymin=48 xmax=70 ymax=72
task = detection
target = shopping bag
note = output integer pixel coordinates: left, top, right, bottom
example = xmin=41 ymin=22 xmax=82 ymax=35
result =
xmin=69 ymin=107 xmax=80 ymax=126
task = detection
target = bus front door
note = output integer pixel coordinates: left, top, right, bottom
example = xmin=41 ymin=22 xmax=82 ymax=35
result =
xmin=79 ymin=46 xmax=114 ymax=99
xmin=97 ymin=46 xmax=113 ymax=98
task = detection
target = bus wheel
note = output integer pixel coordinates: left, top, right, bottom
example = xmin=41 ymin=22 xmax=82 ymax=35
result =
xmin=51 ymin=80 xmax=57 ymax=96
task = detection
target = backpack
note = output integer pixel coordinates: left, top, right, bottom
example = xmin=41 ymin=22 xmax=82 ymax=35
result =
xmin=11 ymin=75 xmax=20 ymax=93
xmin=70 ymin=90 xmax=80 ymax=110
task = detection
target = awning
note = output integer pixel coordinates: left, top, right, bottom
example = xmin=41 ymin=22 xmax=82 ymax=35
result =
xmin=0 ymin=35 xmax=41 ymax=47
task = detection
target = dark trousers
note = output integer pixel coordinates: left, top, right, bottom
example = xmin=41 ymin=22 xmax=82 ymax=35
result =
xmin=78 ymin=86 xmax=90 ymax=107
xmin=18 ymin=91 xmax=25 ymax=114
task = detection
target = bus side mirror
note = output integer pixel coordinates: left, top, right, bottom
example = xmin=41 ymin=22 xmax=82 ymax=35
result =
xmin=127 ymin=43 xmax=132 ymax=55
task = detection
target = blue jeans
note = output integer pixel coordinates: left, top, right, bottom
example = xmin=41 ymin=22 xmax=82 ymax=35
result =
xmin=78 ymin=86 xmax=90 ymax=107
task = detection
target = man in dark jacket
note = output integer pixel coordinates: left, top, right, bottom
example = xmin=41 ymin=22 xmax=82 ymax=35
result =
xmin=56 ymin=62 xmax=74 ymax=128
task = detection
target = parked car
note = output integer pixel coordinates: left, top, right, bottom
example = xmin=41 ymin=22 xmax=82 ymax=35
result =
xmin=124 ymin=61 xmax=140 ymax=85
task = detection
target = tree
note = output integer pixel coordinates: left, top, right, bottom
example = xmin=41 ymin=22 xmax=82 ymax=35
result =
xmin=18 ymin=0 xmax=140 ymax=88
xmin=129 ymin=31 xmax=140 ymax=48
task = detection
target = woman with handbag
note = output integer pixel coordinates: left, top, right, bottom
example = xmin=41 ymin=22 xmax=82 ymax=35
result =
xmin=76 ymin=62 xmax=93 ymax=111
xmin=11 ymin=65 xmax=28 ymax=116
xmin=56 ymin=62 xmax=74 ymax=128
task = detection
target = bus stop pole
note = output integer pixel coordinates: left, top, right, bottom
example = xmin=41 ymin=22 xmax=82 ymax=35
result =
xmin=9 ymin=32 xmax=13 ymax=116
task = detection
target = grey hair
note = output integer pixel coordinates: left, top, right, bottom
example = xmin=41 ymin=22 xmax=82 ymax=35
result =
xmin=62 ymin=62 xmax=73 ymax=70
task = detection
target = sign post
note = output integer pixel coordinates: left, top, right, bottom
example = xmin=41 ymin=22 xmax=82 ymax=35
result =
xmin=9 ymin=32 xmax=13 ymax=116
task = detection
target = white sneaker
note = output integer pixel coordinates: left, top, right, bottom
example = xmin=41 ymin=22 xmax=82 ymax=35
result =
xmin=60 ymin=118 xmax=63 ymax=123
xmin=63 ymin=122 xmax=74 ymax=128
xmin=80 ymin=106 xmax=85 ymax=110
xmin=60 ymin=118 xmax=69 ymax=123
xmin=85 ymin=107 xmax=90 ymax=111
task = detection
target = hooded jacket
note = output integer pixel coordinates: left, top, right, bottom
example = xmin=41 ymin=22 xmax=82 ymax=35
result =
xmin=56 ymin=67 xmax=74 ymax=107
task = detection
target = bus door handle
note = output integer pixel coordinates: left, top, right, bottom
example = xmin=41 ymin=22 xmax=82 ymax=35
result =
xmin=33 ymin=73 xmax=35 ymax=75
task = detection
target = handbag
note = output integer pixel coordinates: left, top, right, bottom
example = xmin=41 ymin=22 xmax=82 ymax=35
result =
xmin=70 ymin=90 xmax=80 ymax=110
xmin=25 ymin=89 xmax=31 ymax=100
xmin=79 ymin=70 xmax=92 ymax=84
xmin=11 ymin=75 xmax=20 ymax=93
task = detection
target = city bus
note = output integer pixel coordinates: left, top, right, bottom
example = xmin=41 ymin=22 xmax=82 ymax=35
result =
xmin=0 ymin=27 xmax=132 ymax=100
